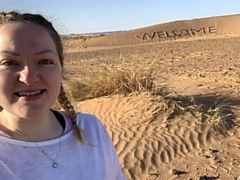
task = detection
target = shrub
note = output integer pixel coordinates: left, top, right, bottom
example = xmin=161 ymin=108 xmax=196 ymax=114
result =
xmin=204 ymin=99 xmax=234 ymax=133
xmin=64 ymin=60 xmax=157 ymax=100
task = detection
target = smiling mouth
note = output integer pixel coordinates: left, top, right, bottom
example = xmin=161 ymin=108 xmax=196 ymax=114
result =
xmin=15 ymin=90 xmax=45 ymax=97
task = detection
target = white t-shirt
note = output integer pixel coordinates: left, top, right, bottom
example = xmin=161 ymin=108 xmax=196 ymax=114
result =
xmin=0 ymin=112 xmax=126 ymax=180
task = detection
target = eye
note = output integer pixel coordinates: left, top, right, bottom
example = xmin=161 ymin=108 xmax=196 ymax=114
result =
xmin=0 ymin=60 xmax=18 ymax=66
xmin=39 ymin=59 xmax=53 ymax=65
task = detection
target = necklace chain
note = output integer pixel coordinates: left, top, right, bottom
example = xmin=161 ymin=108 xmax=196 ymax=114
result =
xmin=2 ymin=112 xmax=62 ymax=168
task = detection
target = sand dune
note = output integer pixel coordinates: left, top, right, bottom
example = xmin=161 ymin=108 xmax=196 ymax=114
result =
xmin=64 ymin=14 xmax=240 ymax=51
xmin=77 ymin=94 xmax=240 ymax=179
xmin=64 ymin=14 xmax=240 ymax=179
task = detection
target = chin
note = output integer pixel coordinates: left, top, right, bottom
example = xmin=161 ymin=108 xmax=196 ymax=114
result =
xmin=17 ymin=106 xmax=50 ymax=119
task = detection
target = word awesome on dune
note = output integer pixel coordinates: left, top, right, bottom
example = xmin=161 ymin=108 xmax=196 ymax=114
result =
xmin=136 ymin=26 xmax=216 ymax=41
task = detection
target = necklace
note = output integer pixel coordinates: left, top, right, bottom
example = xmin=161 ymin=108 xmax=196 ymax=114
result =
xmin=15 ymin=129 xmax=62 ymax=168
xmin=2 ymin=112 xmax=62 ymax=168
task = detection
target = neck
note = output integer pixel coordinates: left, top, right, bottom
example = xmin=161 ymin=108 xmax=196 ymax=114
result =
xmin=0 ymin=110 xmax=63 ymax=142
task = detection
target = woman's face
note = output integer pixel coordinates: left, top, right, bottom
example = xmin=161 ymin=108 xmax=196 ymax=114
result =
xmin=0 ymin=22 xmax=62 ymax=119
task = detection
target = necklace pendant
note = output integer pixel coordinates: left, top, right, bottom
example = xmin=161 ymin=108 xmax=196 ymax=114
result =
xmin=53 ymin=162 xmax=58 ymax=168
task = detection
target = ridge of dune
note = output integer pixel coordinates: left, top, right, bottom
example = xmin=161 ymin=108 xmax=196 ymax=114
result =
xmin=64 ymin=14 xmax=240 ymax=51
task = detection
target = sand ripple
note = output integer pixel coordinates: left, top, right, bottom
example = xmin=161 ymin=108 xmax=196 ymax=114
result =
xmin=77 ymin=95 xmax=214 ymax=179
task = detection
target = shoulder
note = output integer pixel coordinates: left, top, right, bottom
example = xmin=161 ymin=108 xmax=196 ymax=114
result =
xmin=76 ymin=113 xmax=108 ymax=139
xmin=76 ymin=113 xmax=103 ymax=127
xmin=76 ymin=113 xmax=99 ymax=121
xmin=57 ymin=111 xmax=105 ymax=133
xmin=57 ymin=111 xmax=109 ymax=142
xmin=58 ymin=111 xmax=102 ymax=128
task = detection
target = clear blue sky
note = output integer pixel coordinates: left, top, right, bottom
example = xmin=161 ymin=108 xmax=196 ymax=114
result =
xmin=0 ymin=0 xmax=239 ymax=35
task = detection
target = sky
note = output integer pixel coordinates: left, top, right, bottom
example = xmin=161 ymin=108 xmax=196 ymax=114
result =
xmin=0 ymin=0 xmax=239 ymax=35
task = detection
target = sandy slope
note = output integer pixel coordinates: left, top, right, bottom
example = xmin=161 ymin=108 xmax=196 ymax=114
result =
xmin=76 ymin=94 xmax=240 ymax=180
xmin=63 ymin=14 xmax=240 ymax=51
xmin=63 ymin=14 xmax=240 ymax=179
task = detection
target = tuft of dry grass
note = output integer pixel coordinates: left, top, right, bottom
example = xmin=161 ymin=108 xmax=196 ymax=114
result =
xmin=204 ymin=99 xmax=234 ymax=133
xmin=64 ymin=59 xmax=157 ymax=100
xmin=148 ymin=95 xmax=235 ymax=134
xmin=63 ymin=80 xmax=91 ymax=101
xmin=148 ymin=95 xmax=201 ymax=123
xmin=87 ymin=63 xmax=155 ymax=96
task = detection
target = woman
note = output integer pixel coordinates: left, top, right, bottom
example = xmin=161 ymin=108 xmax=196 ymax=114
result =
xmin=0 ymin=11 xmax=126 ymax=180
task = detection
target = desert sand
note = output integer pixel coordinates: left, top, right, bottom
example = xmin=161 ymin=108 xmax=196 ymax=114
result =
xmin=62 ymin=14 xmax=240 ymax=179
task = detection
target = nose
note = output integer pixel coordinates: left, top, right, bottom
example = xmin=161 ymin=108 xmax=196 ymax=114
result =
xmin=18 ymin=66 xmax=40 ymax=85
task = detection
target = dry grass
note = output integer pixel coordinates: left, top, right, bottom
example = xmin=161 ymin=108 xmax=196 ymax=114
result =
xmin=61 ymin=34 xmax=104 ymax=43
xmin=148 ymin=95 xmax=202 ymax=124
xmin=63 ymin=80 xmax=91 ymax=101
xmin=147 ymin=94 xmax=235 ymax=134
xmin=204 ymin=99 xmax=234 ymax=133
xmin=176 ymin=97 xmax=235 ymax=133
xmin=61 ymin=57 xmax=235 ymax=133
xmin=63 ymin=59 xmax=157 ymax=100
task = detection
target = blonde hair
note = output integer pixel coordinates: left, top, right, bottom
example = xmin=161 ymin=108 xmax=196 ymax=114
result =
xmin=0 ymin=11 xmax=84 ymax=143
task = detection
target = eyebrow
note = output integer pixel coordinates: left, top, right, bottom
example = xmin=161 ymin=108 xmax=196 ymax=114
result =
xmin=0 ymin=50 xmax=57 ymax=56
xmin=34 ymin=50 xmax=57 ymax=55
xmin=0 ymin=50 xmax=20 ymax=56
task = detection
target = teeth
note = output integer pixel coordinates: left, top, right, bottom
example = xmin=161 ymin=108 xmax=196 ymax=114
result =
xmin=18 ymin=90 xmax=41 ymax=96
